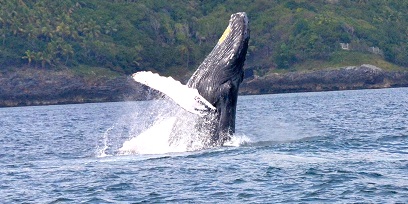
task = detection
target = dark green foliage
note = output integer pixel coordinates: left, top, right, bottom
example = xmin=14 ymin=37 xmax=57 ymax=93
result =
xmin=275 ymin=43 xmax=296 ymax=69
xmin=0 ymin=0 xmax=407 ymax=75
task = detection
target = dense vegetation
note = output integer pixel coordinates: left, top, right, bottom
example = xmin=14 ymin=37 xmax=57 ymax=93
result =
xmin=1 ymin=0 xmax=407 ymax=77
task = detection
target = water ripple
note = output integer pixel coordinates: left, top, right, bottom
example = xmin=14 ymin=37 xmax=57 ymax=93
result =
xmin=1 ymin=88 xmax=408 ymax=203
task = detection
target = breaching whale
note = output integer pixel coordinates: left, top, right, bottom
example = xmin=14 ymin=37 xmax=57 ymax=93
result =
xmin=132 ymin=12 xmax=250 ymax=147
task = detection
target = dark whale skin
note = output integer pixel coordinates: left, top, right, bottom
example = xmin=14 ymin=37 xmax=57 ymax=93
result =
xmin=187 ymin=12 xmax=250 ymax=145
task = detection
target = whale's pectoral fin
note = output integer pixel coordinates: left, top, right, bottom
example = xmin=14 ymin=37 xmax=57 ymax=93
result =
xmin=132 ymin=71 xmax=216 ymax=116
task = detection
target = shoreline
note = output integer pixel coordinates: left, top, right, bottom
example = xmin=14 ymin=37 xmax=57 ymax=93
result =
xmin=1 ymin=64 xmax=408 ymax=108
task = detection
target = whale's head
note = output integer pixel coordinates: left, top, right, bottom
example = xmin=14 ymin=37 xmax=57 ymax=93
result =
xmin=217 ymin=12 xmax=250 ymax=58
xmin=215 ymin=12 xmax=250 ymax=82
xmin=188 ymin=12 xmax=250 ymax=104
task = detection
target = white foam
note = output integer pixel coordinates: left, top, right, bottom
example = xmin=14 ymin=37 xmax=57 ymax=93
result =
xmin=118 ymin=117 xmax=184 ymax=155
xmin=223 ymin=134 xmax=252 ymax=147
xmin=118 ymin=110 xmax=215 ymax=155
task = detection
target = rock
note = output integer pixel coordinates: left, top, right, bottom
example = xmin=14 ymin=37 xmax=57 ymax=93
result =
xmin=240 ymin=64 xmax=408 ymax=95
xmin=0 ymin=68 xmax=159 ymax=107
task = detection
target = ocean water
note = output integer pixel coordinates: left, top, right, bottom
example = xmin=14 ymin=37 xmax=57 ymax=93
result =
xmin=1 ymin=88 xmax=407 ymax=203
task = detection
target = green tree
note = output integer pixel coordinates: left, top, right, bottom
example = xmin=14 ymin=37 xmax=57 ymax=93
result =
xmin=275 ymin=43 xmax=295 ymax=69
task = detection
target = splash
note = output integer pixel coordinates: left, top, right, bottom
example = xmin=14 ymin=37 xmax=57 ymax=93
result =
xmin=96 ymin=125 xmax=115 ymax=157
xmin=224 ymin=134 xmax=252 ymax=147
xmin=117 ymin=113 xmax=251 ymax=155
xmin=98 ymin=98 xmax=248 ymax=156
xmin=93 ymin=102 xmax=251 ymax=156
xmin=118 ymin=117 xmax=178 ymax=155
xmin=117 ymin=108 xmax=215 ymax=155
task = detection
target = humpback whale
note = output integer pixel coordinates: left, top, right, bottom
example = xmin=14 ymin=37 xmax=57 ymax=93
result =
xmin=132 ymin=12 xmax=250 ymax=147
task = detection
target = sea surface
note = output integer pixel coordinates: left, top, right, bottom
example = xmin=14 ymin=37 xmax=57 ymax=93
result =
xmin=1 ymin=88 xmax=407 ymax=203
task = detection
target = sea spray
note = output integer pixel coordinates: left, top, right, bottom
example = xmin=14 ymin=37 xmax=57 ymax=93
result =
xmin=224 ymin=134 xmax=252 ymax=147
xmin=98 ymin=99 xmax=250 ymax=155
xmin=118 ymin=110 xmax=251 ymax=154
xmin=116 ymin=99 xmax=190 ymax=155
xmin=94 ymin=99 xmax=176 ymax=156
xmin=118 ymin=107 xmax=211 ymax=154
xmin=119 ymin=117 xmax=178 ymax=154
xmin=96 ymin=125 xmax=115 ymax=157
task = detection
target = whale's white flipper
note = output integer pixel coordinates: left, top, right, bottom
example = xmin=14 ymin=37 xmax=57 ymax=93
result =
xmin=132 ymin=71 xmax=216 ymax=116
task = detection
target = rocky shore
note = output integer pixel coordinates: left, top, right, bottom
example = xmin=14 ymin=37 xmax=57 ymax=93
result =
xmin=1 ymin=64 xmax=407 ymax=107
xmin=0 ymin=68 xmax=156 ymax=107
xmin=240 ymin=64 xmax=408 ymax=95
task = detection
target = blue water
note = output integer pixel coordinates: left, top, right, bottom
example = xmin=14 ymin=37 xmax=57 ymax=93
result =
xmin=1 ymin=88 xmax=407 ymax=203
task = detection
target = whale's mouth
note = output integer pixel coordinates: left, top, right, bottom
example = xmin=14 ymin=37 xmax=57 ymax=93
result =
xmin=216 ymin=12 xmax=249 ymax=57
xmin=223 ymin=12 xmax=249 ymax=45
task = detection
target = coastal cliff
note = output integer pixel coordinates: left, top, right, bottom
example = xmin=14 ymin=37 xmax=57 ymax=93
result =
xmin=1 ymin=64 xmax=407 ymax=107
xmin=240 ymin=64 xmax=408 ymax=95
xmin=0 ymin=68 xmax=154 ymax=107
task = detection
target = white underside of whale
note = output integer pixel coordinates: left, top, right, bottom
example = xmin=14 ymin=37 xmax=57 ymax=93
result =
xmin=132 ymin=71 xmax=215 ymax=116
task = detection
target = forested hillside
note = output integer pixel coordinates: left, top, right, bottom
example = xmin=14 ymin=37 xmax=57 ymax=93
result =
xmin=1 ymin=0 xmax=407 ymax=78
